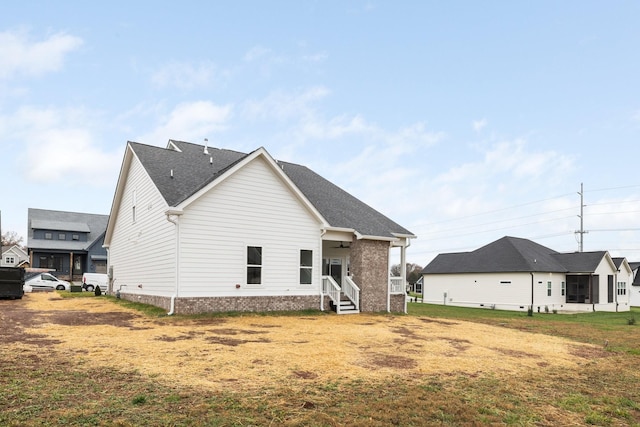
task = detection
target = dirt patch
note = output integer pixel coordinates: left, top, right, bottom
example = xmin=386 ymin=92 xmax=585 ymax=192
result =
xmin=419 ymin=317 xmax=458 ymax=326
xmin=0 ymin=293 xmax=595 ymax=392
xmin=366 ymin=353 xmax=418 ymax=370
xmin=569 ymin=344 xmax=611 ymax=359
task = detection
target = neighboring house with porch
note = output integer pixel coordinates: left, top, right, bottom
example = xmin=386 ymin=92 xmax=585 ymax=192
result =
xmin=1 ymin=245 xmax=29 ymax=267
xmin=104 ymin=140 xmax=415 ymax=315
xmin=631 ymin=262 xmax=640 ymax=307
xmin=421 ymin=236 xmax=632 ymax=313
xmin=27 ymin=209 xmax=109 ymax=281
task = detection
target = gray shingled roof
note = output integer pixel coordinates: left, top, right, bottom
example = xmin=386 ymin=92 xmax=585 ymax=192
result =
xmin=129 ymin=140 xmax=413 ymax=239
xmin=423 ymin=236 xmax=567 ymax=274
xmin=28 ymin=208 xmax=109 ymax=251
xmin=550 ymin=251 xmax=608 ymax=273
xmin=423 ymin=236 xmax=615 ymax=275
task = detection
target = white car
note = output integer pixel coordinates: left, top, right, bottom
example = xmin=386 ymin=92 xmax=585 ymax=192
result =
xmin=25 ymin=273 xmax=71 ymax=291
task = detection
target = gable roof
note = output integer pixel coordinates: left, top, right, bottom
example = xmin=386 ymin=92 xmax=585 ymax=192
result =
xmin=423 ymin=236 xmax=616 ymax=275
xmin=27 ymin=208 xmax=109 ymax=252
xmin=1 ymin=245 xmax=28 ymax=258
xmin=120 ymin=140 xmax=414 ymax=240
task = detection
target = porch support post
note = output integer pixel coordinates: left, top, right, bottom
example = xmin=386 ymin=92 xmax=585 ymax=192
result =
xmin=400 ymin=242 xmax=407 ymax=314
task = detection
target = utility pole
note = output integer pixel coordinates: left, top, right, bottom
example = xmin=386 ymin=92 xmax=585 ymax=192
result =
xmin=575 ymin=183 xmax=588 ymax=252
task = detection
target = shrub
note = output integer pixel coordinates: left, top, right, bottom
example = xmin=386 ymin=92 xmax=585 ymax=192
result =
xmin=628 ymin=315 xmax=636 ymax=326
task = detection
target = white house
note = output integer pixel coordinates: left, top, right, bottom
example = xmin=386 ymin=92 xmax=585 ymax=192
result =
xmin=421 ymin=236 xmax=633 ymax=313
xmin=630 ymin=262 xmax=640 ymax=307
xmin=104 ymin=140 xmax=415 ymax=315
xmin=1 ymin=245 xmax=29 ymax=267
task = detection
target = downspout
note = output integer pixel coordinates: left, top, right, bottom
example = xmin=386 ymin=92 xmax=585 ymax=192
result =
xmin=530 ymin=272 xmax=534 ymax=315
xmin=615 ymin=270 xmax=619 ymax=313
xmin=165 ymin=211 xmax=182 ymax=315
xmin=403 ymin=238 xmax=411 ymax=314
xmin=320 ymin=228 xmax=326 ymax=311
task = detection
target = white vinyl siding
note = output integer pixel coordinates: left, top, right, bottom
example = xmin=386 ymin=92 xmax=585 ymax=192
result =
xmin=178 ymin=156 xmax=322 ymax=297
xmin=108 ymin=156 xmax=174 ymax=295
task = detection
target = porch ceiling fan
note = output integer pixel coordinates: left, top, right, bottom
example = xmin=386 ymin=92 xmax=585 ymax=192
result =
xmin=332 ymin=242 xmax=350 ymax=249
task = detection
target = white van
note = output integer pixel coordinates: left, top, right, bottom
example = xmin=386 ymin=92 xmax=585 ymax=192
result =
xmin=26 ymin=273 xmax=71 ymax=291
xmin=82 ymin=273 xmax=108 ymax=292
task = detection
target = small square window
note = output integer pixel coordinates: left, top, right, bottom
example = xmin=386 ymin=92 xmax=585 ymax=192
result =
xmin=44 ymin=232 xmax=52 ymax=240
xmin=58 ymin=233 xmax=66 ymax=240
xmin=72 ymin=234 xmax=79 ymax=241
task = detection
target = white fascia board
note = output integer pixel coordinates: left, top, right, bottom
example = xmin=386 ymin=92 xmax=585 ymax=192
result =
xmin=175 ymin=147 xmax=329 ymax=227
xmin=392 ymin=232 xmax=418 ymax=240
xmin=354 ymin=231 xmax=398 ymax=242
xmin=166 ymin=140 xmax=183 ymax=152
xmin=104 ymin=143 xmax=134 ymax=246
xmin=603 ymin=252 xmax=617 ymax=271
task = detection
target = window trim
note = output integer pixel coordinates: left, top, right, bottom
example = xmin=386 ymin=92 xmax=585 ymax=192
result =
xmin=246 ymin=245 xmax=263 ymax=287
xmin=617 ymin=281 xmax=627 ymax=296
xmin=547 ymin=281 xmax=552 ymax=297
xmin=299 ymin=249 xmax=313 ymax=285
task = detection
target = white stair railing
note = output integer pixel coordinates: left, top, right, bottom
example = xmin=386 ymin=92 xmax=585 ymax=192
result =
xmin=322 ymin=275 xmax=341 ymax=309
xmin=390 ymin=276 xmax=405 ymax=294
xmin=343 ymin=276 xmax=360 ymax=311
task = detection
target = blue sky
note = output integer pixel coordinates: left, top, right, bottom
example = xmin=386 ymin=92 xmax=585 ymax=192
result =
xmin=1 ymin=1 xmax=639 ymax=265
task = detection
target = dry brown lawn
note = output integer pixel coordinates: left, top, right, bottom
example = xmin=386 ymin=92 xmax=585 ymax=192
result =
xmin=6 ymin=292 xmax=603 ymax=393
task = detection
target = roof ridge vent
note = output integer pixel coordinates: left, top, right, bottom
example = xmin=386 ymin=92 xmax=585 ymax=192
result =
xmin=204 ymin=138 xmax=209 ymax=155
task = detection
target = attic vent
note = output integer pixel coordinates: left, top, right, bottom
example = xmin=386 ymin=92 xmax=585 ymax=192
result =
xmin=204 ymin=138 xmax=209 ymax=155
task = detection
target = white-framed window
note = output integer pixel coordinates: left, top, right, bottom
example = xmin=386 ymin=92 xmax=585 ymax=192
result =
xmin=44 ymin=232 xmax=52 ymax=240
xmin=547 ymin=281 xmax=552 ymax=297
xmin=72 ymin=234 xmax=79 ymax=241
xmin=58 ymin=233 xmax=66 ymax=240
xmin=247 ymin=246 xmax=262 ymax=285
xmin=5 ymin=256 xmax=15 ymax=264
xmin=617 ymin=282 xmax=627 ymax=296
xmin=300 ymin=249 xmax=313 ymax=285
xmin=561 ymin=281 xmax=566 ymax=296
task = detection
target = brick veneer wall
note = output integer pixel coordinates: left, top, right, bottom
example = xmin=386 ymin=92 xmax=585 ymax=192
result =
xmin=118 ymin=293 xmax=321 ymax=315
xmin=350 ymin=238 xmax=393 ymax=312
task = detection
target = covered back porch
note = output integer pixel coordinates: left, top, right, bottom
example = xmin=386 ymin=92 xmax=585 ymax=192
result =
xmin=320 ymin=229 xmax=410 ymax=314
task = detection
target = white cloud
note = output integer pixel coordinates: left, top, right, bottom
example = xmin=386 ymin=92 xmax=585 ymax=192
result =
xmin=139 ymin=101 xmax=232 ymax=144
xmin=244 ymin=46 xmax=272 ymax=62
xmin=472 ymin=118 xmax=487 ymax=132
xmin=0 ymin=29 xmax=83 ymax=80
xmin=242 ymin=87 xmax=330 ymax=122
xmin=151 ymin=61 xmax=222 ymax=90
xmin=6 ymin=106 xmax=120 ymax=186
xmin=302 ymin=52 xmax=328 ymax=63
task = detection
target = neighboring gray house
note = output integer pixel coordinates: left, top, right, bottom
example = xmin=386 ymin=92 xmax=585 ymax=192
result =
xmin=104 ymin=140 xmax=415 ymax=315
xmin=28 ymin=208 xmax=109 ymax=281
xmin=1 ymin=245 xmax=29 ymax=267
xmin=422 ymin=236 xmax=633 ymax=313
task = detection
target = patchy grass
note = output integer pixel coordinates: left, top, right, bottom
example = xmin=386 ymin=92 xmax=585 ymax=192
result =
xmin=409 ymin=303 xmax=640 ymax=354
xmin=1 ymin=295 xmax=639 ymax=426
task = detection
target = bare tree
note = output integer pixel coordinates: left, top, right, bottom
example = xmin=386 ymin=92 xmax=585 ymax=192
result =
xmin=1 ymin=231 xmax=24 ymax=247
xmin=390 ymin=263 xmax=423 ymax=284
